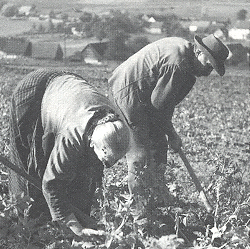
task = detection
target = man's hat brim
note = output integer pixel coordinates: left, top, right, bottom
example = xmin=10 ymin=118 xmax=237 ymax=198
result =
xmin=194 ymin=35 xmax=225 ymax=76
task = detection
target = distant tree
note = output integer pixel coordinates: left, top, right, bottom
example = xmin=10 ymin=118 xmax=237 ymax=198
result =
xmin=61 ymin=13 xmax=68 ymax=22
xmin=83 ymin=22 xmax=93 ymax=37
xmin=161 ymin=14 xmax=178 ymax=34
xmin=0 ymin=1 xmax=7 ymax=11
xmin=127 ymin=36 xmax=150 ymax=54
xmin=64 ymin=25 xmax=72 ymax=35
xmin=74 ymin=22 xmax=83 ymax=32
xmin=79 ymin=12 xmax=92 ymax=22
xmin=91 ymin=11 xmax=143 ymax=41
xmin=37 ymin=23 xmax=45 ymax=33
xmin=105 ymin=30 xmax=130 ymax=60
xmin=105 ymin=10 xmax=136 ymax=33
xmin=2 ymin=5 xmax=18 ymax=17
xmin=31 ymin=4 xmax=36 ymax=10
xmin=92 ymin=21 xmax=107 ymax=41
xmin=49 ymin=9 xmax=56 ymax=19
xmin=89 ymin=10 xmax=140 ymax=59
xmin=162 ymin=14 xmax=190 ymax=38
xmin=29 ymin=4 xmax=38 ymax=17
xmin=128 ymin=15 xmax=146 ymax=33
xmin=31 ymin=23 xmax=37 ymax=33
xmin=237 ymin=9 xmax=248 ymax=21
xmin=48 ymin=19 xmax=55 ymax=33
xmin=55 ymin=23 xmax=64 ymax=33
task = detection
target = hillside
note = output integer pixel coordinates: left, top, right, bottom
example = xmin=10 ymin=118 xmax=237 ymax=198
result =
xmin=0 ymin=63 xmax=249 ymax=248
xmin=6 ymin=0 xmax=250 ymax=18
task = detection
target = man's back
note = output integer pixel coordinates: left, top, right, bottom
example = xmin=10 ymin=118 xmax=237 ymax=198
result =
xmin=109 ymin=37 xmax=194 ymax=88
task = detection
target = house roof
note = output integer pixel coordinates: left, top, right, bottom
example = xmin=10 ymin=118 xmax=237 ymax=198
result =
xmin=31 ymin=42 xmax=63 ymax=59
xmin=1 ymin=3 xmax=15 ymax=13
xmin=0 ymin=37 xmax=31 ymax=55
xmin=82 ymin=41 xmax=108 ymax=57
xmin=60 ymin=38 xmax=109 ymax=58
xmin=148 ymin=17 xmax=156 ymax=23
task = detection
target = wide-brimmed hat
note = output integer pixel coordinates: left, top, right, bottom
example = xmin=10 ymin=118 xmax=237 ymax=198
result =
xmin=194 ymin=34 xmax=229 ymax=76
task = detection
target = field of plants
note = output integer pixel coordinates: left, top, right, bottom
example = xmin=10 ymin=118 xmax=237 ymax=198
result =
xmin=0 ymin=63 xmax=250 ymax=248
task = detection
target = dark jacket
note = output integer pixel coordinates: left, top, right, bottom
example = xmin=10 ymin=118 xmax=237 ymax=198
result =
xmin=109 ymin=37 xmax=196 ymax=133
xmin=10 ymin=69 xmax=117 ymax=221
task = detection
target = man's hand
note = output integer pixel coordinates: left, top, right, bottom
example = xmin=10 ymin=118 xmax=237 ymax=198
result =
xmin=167 ymin=132 xmax=182 ymax=152
xmin=63 ymin=213 xmax=105 ymax=239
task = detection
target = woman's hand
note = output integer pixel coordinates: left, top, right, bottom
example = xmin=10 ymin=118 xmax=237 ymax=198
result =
xmin=79 ymin=228 xmax=106 ymax=237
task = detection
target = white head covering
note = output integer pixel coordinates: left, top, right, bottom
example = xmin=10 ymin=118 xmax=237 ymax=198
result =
xmin=90 ymin=119 xmax=130 ymax=167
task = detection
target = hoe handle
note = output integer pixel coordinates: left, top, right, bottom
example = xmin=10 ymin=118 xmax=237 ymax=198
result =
xmin=0 ymin=154 xmax=42 ymax=190
xmin=178 ymin=149 xmax=213 ymax=213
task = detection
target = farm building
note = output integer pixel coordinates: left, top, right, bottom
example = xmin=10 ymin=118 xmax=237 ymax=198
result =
xmin=18 ymin=6 xmax=33 ymax=16
xmin=59 ymin=37 xmax=109 ymax=62
xmin=81 ymin=41 xmax=109 ymax=64
xmin=31 ymin=42 xmax=63 ymax=60
xmin=189 ymin=20 xmax=211 ymax=33
xmin=144 ymin=21 xmax=163 ymax=35
xmin=0 ymin=37 xmax=32 ymax=56
xmin=228 ymin=20 xmax=250 ymax=40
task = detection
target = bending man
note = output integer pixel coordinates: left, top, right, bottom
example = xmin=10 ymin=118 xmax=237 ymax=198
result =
xmin=108 ymin=34 xmax=229 ymax=195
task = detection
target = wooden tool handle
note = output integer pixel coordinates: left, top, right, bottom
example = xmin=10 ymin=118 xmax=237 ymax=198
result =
xmin=178 ymin=149 xmax=213 ymax=213
xmin=0 ymin=154 xmax=42 ymax=190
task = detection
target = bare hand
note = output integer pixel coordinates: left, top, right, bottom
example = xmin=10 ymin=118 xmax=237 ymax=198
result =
xmin=78 ymin=228 xmax=106 ymax=245
xmin=63 ymin=213 xmax=102 ymax=238
xmin=71 ymin=229 xmax=106 ymax=248
xmin=80 ymin=228 xmax=106 ymax=237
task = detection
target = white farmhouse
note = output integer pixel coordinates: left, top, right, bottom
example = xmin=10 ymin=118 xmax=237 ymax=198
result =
xmin=228 ymin=20 xmax=250 ymax=40
xmin=18 ymin=6 xmax=33 ymax=16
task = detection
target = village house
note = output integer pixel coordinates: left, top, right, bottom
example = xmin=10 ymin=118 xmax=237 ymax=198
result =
xmin=0 ymin=37 xmax=32 ymax=56
xmin=189 ymin=20 xmax=211 ymax=33
xmin=18 ymin=6 xmax=33 ymax=16
xmin=144 ymin=21 xmax=163 ymax=34
xmin=228 ymin=20 xmax=250 ymax=40
xmin=81 ymin=40 xmax=109 ymax=64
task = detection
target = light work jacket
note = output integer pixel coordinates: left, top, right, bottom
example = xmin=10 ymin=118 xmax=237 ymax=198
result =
xmin=109 ymin=37 xmax=196 ymax=134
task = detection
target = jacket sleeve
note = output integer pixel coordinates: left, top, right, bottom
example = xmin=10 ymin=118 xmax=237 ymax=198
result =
xmin=42 ymin=130 xmax=85 ymax=221
xmin=150 ymin=63 xmax=196 ymax=135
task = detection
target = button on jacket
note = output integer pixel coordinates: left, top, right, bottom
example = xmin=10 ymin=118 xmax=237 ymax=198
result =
xmin=109 ymin=37 xmax=196 ymax=132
